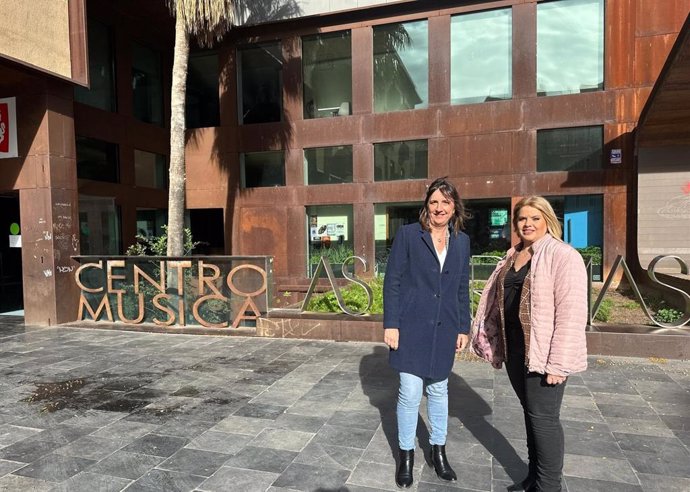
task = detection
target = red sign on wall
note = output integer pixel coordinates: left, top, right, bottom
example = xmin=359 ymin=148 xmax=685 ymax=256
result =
xmin=0 ymin=97 xmax=18 ymax=158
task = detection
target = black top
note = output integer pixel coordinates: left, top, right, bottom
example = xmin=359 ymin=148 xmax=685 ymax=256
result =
xmin=503 ymin=260 xmax=530 ymax=354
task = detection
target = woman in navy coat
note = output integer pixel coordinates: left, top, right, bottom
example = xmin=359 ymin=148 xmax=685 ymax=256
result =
xmin=383 ymin=177 xmax=471 ymax=488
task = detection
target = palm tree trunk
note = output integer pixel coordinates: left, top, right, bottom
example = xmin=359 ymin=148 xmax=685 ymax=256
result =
xmin=167 ymin=12 xmax=190 ymax=257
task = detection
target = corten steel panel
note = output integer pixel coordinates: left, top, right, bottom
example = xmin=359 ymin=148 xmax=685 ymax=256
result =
xmin=352 ymin=26 xmax=373 ymax=115
xmin=357 ymin=180 xmax=428 ymax=204
xmin=303 ymin=182 xmax=365 ymax=205
xmin=429 ymin=137 xmax=450 ymax=178
xmin=606 ymin=0 xmax=636 ymax=89
xmin=285 ymin=147 xmax=304 ymax=186
xmin=219 ymin=47 xmax=238 ymax=127
xmin=634 ymin=33 xmax=679 ymax=86
xmin=186 ymin=127 xmax=235 ymax=159
xmin=68 ymin=0 xmax=88 ymax=85
xmin=512 ymin=2 xmax=537 ymax=98
xmin=186 ymin=154 xmax=231 ymax=196
xmin=428 ymin=15 xmax=450 ymax=107
xmin=293 ymin=117 xmax=361 ymax=149
xmin=283 ymin=36 xmax=303 ymax=123
xmin=239 ymin=206 xmax=289 ymax=276
xmin=511 ymin=130 xmax=534 ymax=176
xmin=365 ymin=109 xmax=437 ymax=142
xmin=449 ymin=133 xmax=514 ymax=177
xmin=636 ymin=0 xmax=684 ymax=36
xmin=441 ymin=100 xmax=522 ymax=136
xmin=603 ymin=190 xmax=628 ymax=278
xmin=523 ymin=91 xmax=608 ymax=129
xmin=607 ymin=87 xmax=653 ymax=124
xmin=353 ymin=142 xmax=374 ymax=183
xmin=286 ymin=205 xmax=308 ymax=276
xmin=354 ymin=201 xmax=375 ymax=276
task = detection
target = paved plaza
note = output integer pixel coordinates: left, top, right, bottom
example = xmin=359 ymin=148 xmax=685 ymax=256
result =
xmin=0 ymin=315 xmax=687 ymax=491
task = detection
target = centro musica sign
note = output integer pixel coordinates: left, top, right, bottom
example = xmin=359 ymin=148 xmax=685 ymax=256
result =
xmin=74 ymin=257 xmax=272 ymax=328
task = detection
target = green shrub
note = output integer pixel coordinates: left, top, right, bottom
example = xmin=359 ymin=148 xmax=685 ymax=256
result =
xmin=472 ymin=251 xmax=505 ymax=264
xmin=306 ymin=277 xmax=383 ymax=314
xmin=654 ymin=307 xmax=683 ymax=324
xmin=126 ymin=225 xmax=199 ymax=256
xmin=594 ymin=298 xmax=613 ymax=322
xmin=576 ymin=246 xmax=602 ymax=265
xmin=309 ymin=244 xmax=355 ymax=265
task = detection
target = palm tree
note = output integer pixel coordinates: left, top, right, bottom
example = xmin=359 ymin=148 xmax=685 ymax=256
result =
xmin=165 ymin=0 xmax=234 ymax=256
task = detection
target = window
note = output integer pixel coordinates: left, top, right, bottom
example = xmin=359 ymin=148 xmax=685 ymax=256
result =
xmin=374 ymin=20 xmax=428 ymax=112
xmin=303 ymin=31 xmax=352 ymax=119
xmin=77 ymin=137 xmax=119 ymax=183
xmin=549 ymin=194 xmax=604 ymax=280
xmin=464 ymin=198 xmax=512 ymax=255
xmin=537 ymin=0 xmax=604 ymax=96
xmin=304 ymin=146 xmax=353 ymax=185
xmin=79 ymin=195 xmax=121 ymax=255
xmin=75 ymin=19 xmax=116 ymax=111
xmin=134 ymin=150 xmax=167 ymax=189
xmin=451 ymin=8 xmax=512 ymax=104
xmin=374 ymin=140 xmax=428 ymax=181
xmin=136 ymin=209 xmax=166 ymax=238
xmin=132 ymin=42 xmax=163 ymax=125
xmin=374 ymin=202 xmax=421 ymax=273
xmin=241 ymin=151 xmax=285 ymax=188
xmin=307 ymin=205 xmax=353 ymax=277
xmin=238 ymin=43 xmax=282 ymax=124
xmin=537 ymin=126 xmax=603 ymax=172
xmin=187 ymin=51 xmax=220 ymax=128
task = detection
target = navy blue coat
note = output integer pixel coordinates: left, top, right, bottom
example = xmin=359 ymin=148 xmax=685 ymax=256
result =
xmin=383 ymin=222 xmax=471 ymax=380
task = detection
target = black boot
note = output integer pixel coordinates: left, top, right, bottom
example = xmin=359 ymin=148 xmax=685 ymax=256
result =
xmin=430 ymin=444 xmax=457 ymax=481
xmin=507 ymin=474 xmax=536 ymax=491
xmin=396 ymin=449 xmax=414 ymax=488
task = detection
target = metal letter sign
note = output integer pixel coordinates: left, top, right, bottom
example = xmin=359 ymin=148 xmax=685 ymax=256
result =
xmin=301 ymin=256 xmax=373 ymax=315
xmin=590 ymin=255 xmax=690 ymax=330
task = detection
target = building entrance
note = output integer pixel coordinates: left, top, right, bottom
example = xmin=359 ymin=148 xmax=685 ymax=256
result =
xmin=0 ymin=193 xmax=23 ymax=313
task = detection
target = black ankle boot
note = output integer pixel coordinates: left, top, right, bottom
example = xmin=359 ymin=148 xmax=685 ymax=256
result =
xmin=507 ymin=474 xmax=536 ymax=491
xmin=430 ymin=444 xmax=457 ymax=481
xmin=396 ymin=449 xmax=414 ymax=488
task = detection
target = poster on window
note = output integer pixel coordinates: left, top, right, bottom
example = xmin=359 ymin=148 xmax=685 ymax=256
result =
xmin=310 ymin=215 xmax=349 ymax=243
xmin=0 ymin=97 xmax=18 ymax=159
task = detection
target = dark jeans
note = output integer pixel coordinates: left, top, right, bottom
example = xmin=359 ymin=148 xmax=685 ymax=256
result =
xmin=505 ymin=350 xmax=566 ymax=492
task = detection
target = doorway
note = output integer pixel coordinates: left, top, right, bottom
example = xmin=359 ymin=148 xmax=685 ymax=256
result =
xmin=0 ymin=193 xmax=23 ymax=313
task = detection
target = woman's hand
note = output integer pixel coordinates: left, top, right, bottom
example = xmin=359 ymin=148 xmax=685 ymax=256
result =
xmin=384 ymin=328 xmax=399 ymax=350
xmin=456 ymin=334 xmax=469 ymax=353
xmin=546 ymin=373 xmax=567 ymax=385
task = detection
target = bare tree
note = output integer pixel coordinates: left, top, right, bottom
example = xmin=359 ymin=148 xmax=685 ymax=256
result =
xmin=165 ymin=0 xmax=234 ymax=256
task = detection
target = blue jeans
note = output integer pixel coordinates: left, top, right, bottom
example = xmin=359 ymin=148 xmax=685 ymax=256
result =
xmin=397 ymin=372 xmax=449 ymax=450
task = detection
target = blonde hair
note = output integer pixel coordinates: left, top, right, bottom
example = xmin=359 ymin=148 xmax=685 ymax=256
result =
xmin=512 ymin=196 xmax=563 ymax=241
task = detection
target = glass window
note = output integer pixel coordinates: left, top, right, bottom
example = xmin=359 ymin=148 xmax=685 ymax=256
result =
xmin=549 ymin=194 xmax=604 ymax=280
xmin=537 ymin=0 xmax=604 ymax=96
xmin=79 ymin=195 xmax=121 ymax=255
xmin=77 ymin=137 xmax=119 ymax=183
xmin=374 ymin=202 xmax=421 ymax=274
xmin=187 ymin=51 xmax=220 ymax=128
xmin=374 ymin=140 xmax=428 ymax=181
xmin=537 ymin=126 xmax=603 ymax=172
xmin=307 ymin=205 xmax=354 ymax=277
xmin=304 ymin=146 xmax=353 ymax=185
xmin=238 ymin=43 xmax=282 ymax=124
xmin=241 ymin=151 xmax=285 ymax=188
xmin=134 ymin=150 xmax=167 ymax=189
xmin=132 ymin=42 xmax=163 ymax=125
xmin=374 ymin=20 xmax=428 ymax=112
xmin=303 ymin=31 xmax=352 ymax=119
xmin=136 ymin=208 xmax=167 ymax=238
xmin=451 ymin=8 xmax=512 ymax=104
xmin=465 ymin=198 xmax=512 ymax=256
xmin=75 ymin=19 xmax=116 ymax=111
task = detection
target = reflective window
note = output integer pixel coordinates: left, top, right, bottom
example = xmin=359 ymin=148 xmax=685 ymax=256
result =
xmin=132 ymin=42 xmax=163 ymax=125
xmin=465 ymin=198 xmax=512 ymax=256
xmin=77 ymin=137 xmax=119 ymax=183
xmin=134 ymin=150 xmax=167 ymax=189
xmin=303 ymin=31 xmax=352 ymax=119
xmin=537 ymin=126 xmax=603 ymax=172
xmin=451 ymin=8 xmax=512 ymax=104
xmin=549 ymin=194 xmax=604 ymax=280
xmin=374 ymin=202 xmax=421 ymax=274
xmin=136 ymin=208 xmax=166 ymax=238
xmin=79 ymin=195 xmax=121 ymax=255
xmin=304 ymin=146 xmax=353 ymax=185
xmin=187 ymin=51 xmax=220 ymax=128
xmin=238 ymin=43 xmax=282 ymax=124
xmin=75 ymin=19 xmax=116 ymax=111
xmin=307 ymin=205 xmax=354 ymax=277
xmin=374 ymin=140 xmax=428 ymax=181
xmin=374 ymin=20 xmax=428 ymax=112
xmin=241 ymin=151 xmax=285 ymax=188
xmin=537 ymin=0 xmax=604 ymax=96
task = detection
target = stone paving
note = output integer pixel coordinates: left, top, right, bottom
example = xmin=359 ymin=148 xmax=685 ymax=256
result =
xmin=0 ymin=315 xmax=688 ymax=491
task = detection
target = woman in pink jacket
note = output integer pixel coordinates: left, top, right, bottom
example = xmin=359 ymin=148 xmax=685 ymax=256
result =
xmin=471 ymin=196 xmax=588 ymax=492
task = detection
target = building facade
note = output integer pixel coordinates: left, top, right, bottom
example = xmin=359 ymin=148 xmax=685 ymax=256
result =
xmin=0 ymin=0 xmax=688 ymax=324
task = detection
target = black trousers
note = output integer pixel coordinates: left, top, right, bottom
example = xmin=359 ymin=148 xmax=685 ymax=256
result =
xmin=505 ymin=350 xmax=566 ymax=492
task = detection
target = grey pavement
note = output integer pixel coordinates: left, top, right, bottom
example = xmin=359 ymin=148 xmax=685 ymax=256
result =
xmin=0 ymin=315 xmax=688 ymax=491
